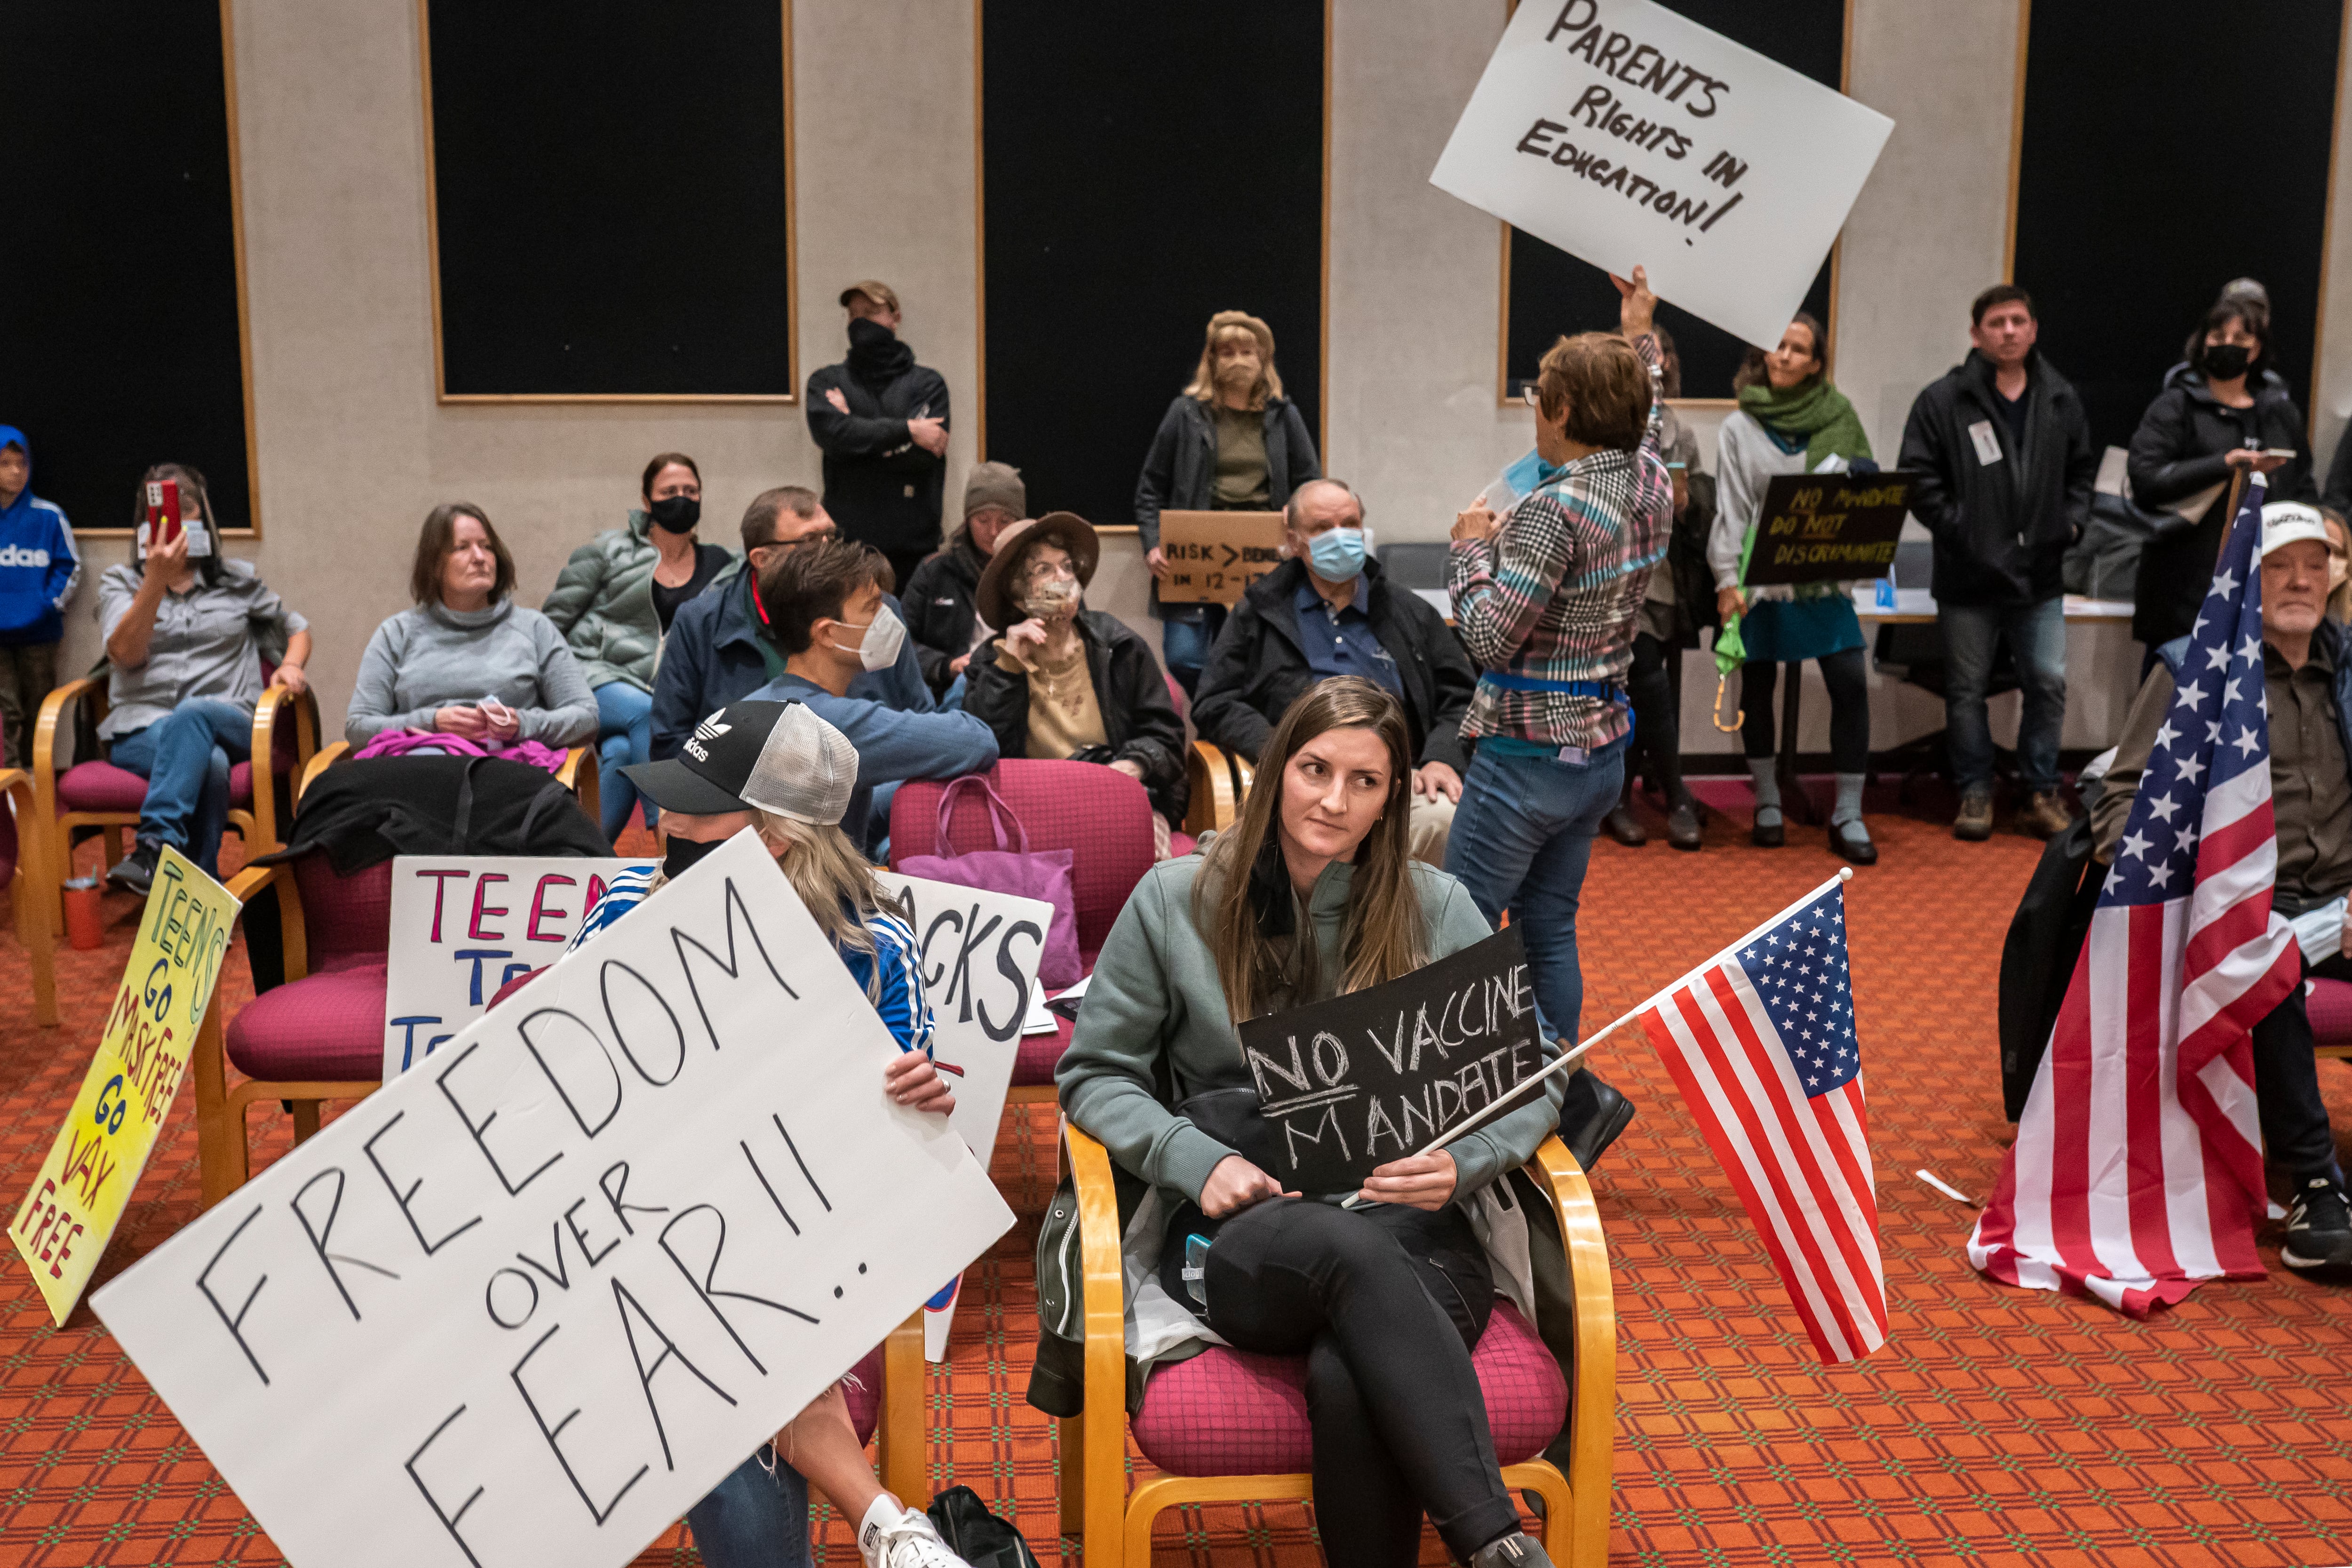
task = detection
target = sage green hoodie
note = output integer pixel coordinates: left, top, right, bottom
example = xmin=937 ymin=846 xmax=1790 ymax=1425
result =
xmin=1057 ymin=854 xmax=1563 ymax=1205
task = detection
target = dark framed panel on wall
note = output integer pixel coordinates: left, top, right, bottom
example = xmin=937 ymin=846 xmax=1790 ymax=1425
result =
xmin=2012 ymin=0 xmax=2345 ymax=454
xmin=1497 ymin=0 xmax=1850 ymax=405
xmin=3 ymin=0 xmax=258 ymax=537
xmin=977 ymin=0 xmax=1328 ymax=527
xmin=420 ymin=0 xmax=797 ymax=402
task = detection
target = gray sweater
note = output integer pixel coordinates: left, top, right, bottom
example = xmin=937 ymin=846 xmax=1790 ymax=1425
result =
xmin=1057 ymin=853 xmax=1562 ymax=1206
xmin=345 ymin=598 xmax=599 ymax=747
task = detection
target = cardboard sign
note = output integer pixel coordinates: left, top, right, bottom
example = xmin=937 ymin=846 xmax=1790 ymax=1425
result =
xmin=1233 ymin=930 xmax=1550 ymax=1194
xmin=1740 ymin=472 xmax=1916 ymax=588
xmin=10 ymin=848 xmax=238 ymax=1325
xmin=1430 ymin=0 xmax=1893 ymax=350
xmin=871 ymin=871 xmax=1050 ymax=1362
xmin=1156 ymin=511 xmax=1286 ymax=605
xmin=384 ymin=857 xmax=652 ymax=1078
xmin=91 ymin=833 xmax=1015 ymax=1568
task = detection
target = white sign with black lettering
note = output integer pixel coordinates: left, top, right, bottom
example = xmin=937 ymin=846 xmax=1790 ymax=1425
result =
xmin=93 ymin=831 xmax=1015 ymax=1568
xmin=384 ymin=857 xmax=653 ymax=1079
xmin=1430 ymin=0 xmax=1892 ymax=349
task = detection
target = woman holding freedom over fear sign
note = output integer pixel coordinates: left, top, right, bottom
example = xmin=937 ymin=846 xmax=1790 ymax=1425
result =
xmin=513 ymin=697 xmax=981 ymax=1568
xmin=1442 ymin=265 xmax=1675 ymax=1173
xmin=1707 ymin=309 xmax=1880 ymax=862
xmin=1055 ymin=677 xmax=1568 ymax=1568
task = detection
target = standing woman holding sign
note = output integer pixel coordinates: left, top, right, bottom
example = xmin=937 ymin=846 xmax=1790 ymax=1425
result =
xmin=1057 ymin=677 xmax=1566 ymax=1568
xmin=1441 ymin=268 xmax=1673 ymax=1171
xmin=1707 ymin=311 xmax=1880 ymax=862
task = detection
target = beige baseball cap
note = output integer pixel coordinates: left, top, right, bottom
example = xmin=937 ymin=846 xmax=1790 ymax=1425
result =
xmin=839 ymin=280 xmax=901 ymax=315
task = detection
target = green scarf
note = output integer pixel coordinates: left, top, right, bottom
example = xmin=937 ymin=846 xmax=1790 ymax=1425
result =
xmin=1736 ymin=377 xmax=1871 ymax=470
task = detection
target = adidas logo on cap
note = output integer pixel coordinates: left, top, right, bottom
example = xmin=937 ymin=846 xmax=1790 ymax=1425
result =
xmin=683 ymin=716 xmax=731 ymax=763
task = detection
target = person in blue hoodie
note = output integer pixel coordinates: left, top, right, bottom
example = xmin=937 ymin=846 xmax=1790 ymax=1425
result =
xmin=744 ymin=538 xmax=998 ymax=849
xmin=0 ymin=426 xmax=81 ymax=767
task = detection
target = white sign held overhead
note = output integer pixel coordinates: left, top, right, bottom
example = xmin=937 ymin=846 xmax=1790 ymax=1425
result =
xmin=94 ymin=832 xmax=1015 ymax=1568
xmin=1431 ymin=0 xmax=1892 ymax=350
xmin=383 ymin=857 xmax=652 ymax=1079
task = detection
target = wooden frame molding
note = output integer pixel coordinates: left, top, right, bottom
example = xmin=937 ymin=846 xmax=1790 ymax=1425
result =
xmin=416 ymin=0 xmax=800 ymax=405
xmin=972 ymin=0 xmax=1335 ymax=461
xmin=2312 ymin=0 xmax=2352 ymax=423
xmin=1494 ymin=0 xmax=1855 ymax=408
xmin=2001 ymin=0 xmax=2031 ymax=283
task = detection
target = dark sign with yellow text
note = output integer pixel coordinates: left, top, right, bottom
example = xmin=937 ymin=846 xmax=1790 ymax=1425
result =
xmin=1741 ymin=472 xmax=1916 ymax=588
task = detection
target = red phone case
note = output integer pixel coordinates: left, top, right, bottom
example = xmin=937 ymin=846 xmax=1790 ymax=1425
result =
xmin=144 ymin=480 xmax=183 ymax=549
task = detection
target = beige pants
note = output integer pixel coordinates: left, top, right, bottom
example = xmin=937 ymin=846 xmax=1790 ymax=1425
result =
xmin=1408 ymin=790 xmax=1456 ymax=867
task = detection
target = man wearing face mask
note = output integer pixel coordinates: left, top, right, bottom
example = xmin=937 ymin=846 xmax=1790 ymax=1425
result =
xmin=807 ymin=281 xmax=952 ymax=592
xmin=545 ymin=452 xmax=734 ymax=842
xmin=1192 ymin=478 xmax=1475 ymax=865
xmin=745 ymin=538 xmax=997 ymax=849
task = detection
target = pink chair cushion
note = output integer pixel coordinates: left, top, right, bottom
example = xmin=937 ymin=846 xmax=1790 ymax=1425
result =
xmin=890 ymin=761 xmax=1154 ymax=967
xmin=1012 ymin=1014 xmax=1073 ymax=1087
xmin=57 ymin=759 xmax=256 ymax=814
xmin=294 ymin=856 xmax=395 ymax=962
xmin=225 ymin=955 xmax=387 ymax=1082
xmin=1169 ymin=831 xmax=1198 ymax=858
xmin=2308 ymin=977 xmax=2352 ymax=1046
xmin=1130 ymin=1300 xmax=1567 ymax=1476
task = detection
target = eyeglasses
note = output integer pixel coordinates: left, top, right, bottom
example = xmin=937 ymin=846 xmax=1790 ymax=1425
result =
xmin=752 ymin=528 xmax=837 ymax=558
xmin=1020 ymin=559 xmax=1078 ymax=584
xmin=1520 ymin=386 xmax=1542 ymax=409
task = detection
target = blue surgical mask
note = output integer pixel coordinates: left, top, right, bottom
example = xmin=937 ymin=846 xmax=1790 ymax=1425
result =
xmin=1306 ymin=526 xmax=1368 ymax=583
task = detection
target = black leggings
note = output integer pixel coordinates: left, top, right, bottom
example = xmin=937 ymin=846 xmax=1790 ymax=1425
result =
xmin=1625 ymin=632 xmax=1689 ymax=806
xmin=1192 ymin=1198 xmax=1519 ymax=1568
xmin=1740 ymin=649 xmax=1871 ymax=774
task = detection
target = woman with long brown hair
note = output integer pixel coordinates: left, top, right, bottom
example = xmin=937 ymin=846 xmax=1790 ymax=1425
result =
xmin=1057 ymin=676 xmax=1565 ymax=1568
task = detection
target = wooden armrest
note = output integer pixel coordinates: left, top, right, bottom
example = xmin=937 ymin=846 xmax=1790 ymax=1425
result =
xmin=1185 ymin=740 xmax=1245 ymax=835
xmin=1524 ymin=1135 xmax=1615 ymax=1568
xmin=560 ymin=745 xmax=602 ymax=836
xmin=298 ymin=740 xmax=350 ymax=804
xmin=1062 ymin=1120 xmax=1129 ymax=1562
xmin=225 ymin=860 xmax=309 ymax=983
xmin=880 ymin=1309 xmax=927 ymax=1505
xmin=247 ymin=685 xmax=320 ymax=854
xmin=32 ymin=677 xmax=104 ymax=825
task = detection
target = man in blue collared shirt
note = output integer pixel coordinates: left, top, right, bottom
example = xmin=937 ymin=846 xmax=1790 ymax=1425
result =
xmin=1194 ymin=479 xmax=1476 ymax=863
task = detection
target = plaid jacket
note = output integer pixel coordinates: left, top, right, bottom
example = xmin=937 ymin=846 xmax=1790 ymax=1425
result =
xmin=1449 ymin=333 xmax=1675 ymax=751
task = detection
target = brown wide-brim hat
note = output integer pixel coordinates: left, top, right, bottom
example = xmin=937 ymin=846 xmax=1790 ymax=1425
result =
xmin=977 ymin=510 xmax=1099 ymax=630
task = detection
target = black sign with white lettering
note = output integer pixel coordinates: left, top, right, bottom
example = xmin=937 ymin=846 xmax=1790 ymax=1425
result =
xmin=1233 ymin=929 xmax=1550 ymax=1193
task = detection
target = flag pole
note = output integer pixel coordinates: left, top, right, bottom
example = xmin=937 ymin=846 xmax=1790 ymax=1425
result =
xmin=1344 ymin=867 xmax=1856 ymax=1204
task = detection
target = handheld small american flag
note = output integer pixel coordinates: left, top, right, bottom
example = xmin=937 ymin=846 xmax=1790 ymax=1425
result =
xmin=1969 ymin=480 xmax=2300 ymax=1314
xmin=1638 ymin=874 xmax=1888 ymax=1364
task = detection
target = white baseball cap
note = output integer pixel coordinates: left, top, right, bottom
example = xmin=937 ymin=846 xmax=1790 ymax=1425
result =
xmin=2261 ymin=501 xmax=2332 ymax=560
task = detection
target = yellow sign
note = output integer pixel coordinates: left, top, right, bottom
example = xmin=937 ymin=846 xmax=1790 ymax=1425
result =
xmin=12 ymin=847 xmax=236 ymax=1325
xmin=1157 ymin=510 xmax=1287 ymax=605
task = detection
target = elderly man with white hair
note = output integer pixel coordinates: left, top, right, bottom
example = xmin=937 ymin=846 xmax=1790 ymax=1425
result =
xmin=2092 ymin=500 xmax=2352 ymax=1272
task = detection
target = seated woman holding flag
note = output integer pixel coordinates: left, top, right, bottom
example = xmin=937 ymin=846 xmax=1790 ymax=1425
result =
xmin=528 ymin=697 xmax=977 ymax=1568
xmin=1054 ymin=676 xmax=1567 ymax=1568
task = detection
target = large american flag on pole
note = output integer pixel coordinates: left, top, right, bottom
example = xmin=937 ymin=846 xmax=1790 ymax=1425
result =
xmin=1969 ymin=479 xmax=2300 ymax=1314
xmin=1638 ymin=875 xmax=1888 ymax=1363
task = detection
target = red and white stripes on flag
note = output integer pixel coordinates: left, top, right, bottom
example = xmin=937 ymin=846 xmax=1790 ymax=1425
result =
xmin=1637 ymin=880 xmax=1888 ymax=1364
xmin=1969 ymin=487 xmax=2299 ymax=1314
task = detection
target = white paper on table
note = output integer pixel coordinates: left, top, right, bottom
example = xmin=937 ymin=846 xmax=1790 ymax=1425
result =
xmin=1430 ymin=0 xmax=1893 ymax=350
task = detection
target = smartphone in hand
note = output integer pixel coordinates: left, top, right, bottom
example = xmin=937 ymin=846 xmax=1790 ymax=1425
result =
xmin=142 ymin=479 xmax=183 ymax=553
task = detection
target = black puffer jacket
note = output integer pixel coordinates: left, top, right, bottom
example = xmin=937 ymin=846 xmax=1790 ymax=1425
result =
xmin=2126 ymin=367 xmax=2314 ymax=647
xmin=1192 ymin=557 xmax=1477 ymax=772
xmin=902 ymin=535 xmax=988 ymax=695
xmin=963 ymin=608 xmax=1189 ymax=824
xmin=1898 ymin=350 xmax=2097 ymax=606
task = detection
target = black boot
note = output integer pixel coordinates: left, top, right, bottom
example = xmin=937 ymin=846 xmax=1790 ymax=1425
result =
xmin=1559 ymin=1069 xmax=1637 ymax=1173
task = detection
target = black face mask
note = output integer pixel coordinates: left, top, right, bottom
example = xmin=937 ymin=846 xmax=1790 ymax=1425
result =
xmin=648 ymin=495 xmax=700 ymax=533
xmin=663 ymin=834 xmax=725 ymax=880
xmin=2202 ymin=342 xmax=2253 ymax=381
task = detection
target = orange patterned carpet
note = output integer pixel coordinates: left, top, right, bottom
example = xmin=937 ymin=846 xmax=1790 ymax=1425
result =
xmin=1 ymin=790 xmax=2350 ymax=1567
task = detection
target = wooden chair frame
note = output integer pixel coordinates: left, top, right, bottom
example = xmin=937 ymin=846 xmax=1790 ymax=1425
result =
xmin=1 ymin=767 xmax=58 ymax=1027
xmin=1183 ymin=741 xmax=1255 ymax=837
xmin=32 ymin=676 xmax=318 ymax=919
xmin=1058 ymin=1122 xmax=1614 ymax=1568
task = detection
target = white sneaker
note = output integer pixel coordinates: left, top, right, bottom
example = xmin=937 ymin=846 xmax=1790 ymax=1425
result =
xmin=857 ymin=1498 xmax=973 ymax=1568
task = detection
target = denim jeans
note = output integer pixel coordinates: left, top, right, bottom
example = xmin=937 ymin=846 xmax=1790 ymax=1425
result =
xmin=596 ymin=681 xmax=656 ymax=841
xmin=685 ymin=1447 xmax=813 ymax=1568
xmin=108 ymin=699 xmax=253 ymax=877
xmin=1445 ymin=734 xmax=1627 ymax=1044
xmin=1161 ymin=604 xmax=1227 ymax=697
xmin=1940 ymin=596 xmax=2066 ymax=795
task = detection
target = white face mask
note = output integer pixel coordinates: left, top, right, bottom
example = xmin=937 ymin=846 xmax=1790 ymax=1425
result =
xmin=135 ymin=519 xmax=213 ymax=559
xmin=831 ymin=604 xmax=907 ymax=672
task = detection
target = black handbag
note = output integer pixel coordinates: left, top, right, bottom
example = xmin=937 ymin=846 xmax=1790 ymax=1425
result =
xmin=925 ymin=1485 xmax=1041 ymax=1568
